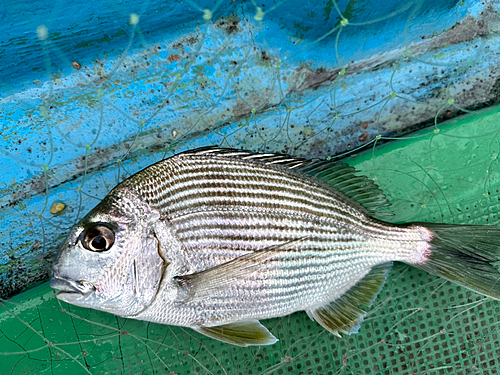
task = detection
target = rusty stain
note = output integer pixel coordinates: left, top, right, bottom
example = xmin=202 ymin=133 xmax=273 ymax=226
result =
xmin=168 ymin=54 xmax=181 ymax=63
xmin=362 ymin=122 xmax=369 ymax=129
xmin=432 ymin=5 xmax=497 ymax=46
xmin=261 ymin=51 xmax=271 ymax=62
xmin=215 ymin=17 xmax=240 ymax=35
xmin=284 ymin=5 xmax=499 ymax=96
xmin=72 ymin=61 xmax=81 ymax=70
xmin=359 ymin=133 xmax=368 ymax=142
xmin=290 ymin=65 xmax=341 ymax=92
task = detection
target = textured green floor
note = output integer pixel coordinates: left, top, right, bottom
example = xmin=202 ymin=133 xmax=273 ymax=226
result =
xmin=2 ymin=105 xmax=500 ymax=374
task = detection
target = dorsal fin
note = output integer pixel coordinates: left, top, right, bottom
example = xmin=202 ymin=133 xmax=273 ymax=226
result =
xmin=179 ymin=147 xmax=391 ymax=215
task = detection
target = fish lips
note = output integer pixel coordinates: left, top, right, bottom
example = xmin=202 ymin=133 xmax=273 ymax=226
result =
xmin=50 ymin=275 xmax=96 ymax=302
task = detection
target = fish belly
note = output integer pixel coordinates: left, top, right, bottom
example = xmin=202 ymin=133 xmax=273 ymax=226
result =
xmin=145 ymin=209 xmax=429 ymax=327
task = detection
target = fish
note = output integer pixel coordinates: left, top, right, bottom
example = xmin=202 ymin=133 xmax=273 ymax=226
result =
xmin=50 ymin=147 xmax=500 ymax=347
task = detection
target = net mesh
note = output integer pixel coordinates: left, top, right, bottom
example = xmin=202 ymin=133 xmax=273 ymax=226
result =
xmin=1 ymin=0 xmax=500 ymax=374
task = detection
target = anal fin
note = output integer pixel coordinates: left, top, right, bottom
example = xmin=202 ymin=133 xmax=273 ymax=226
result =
xmin=194 ymin=320 xmax=278 ymax=347
xmin=307 ymin=262 xmax=392 ymax=336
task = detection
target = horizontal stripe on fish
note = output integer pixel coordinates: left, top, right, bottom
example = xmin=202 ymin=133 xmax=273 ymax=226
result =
xmin=152 ymin=165 xmax=347 ymax=201
xmin=132 ymin=160 xmax=361 ymax=211
xmin=173 ymin=214 xmax=342 ymax=237
xmin=170 ymin=208 xmax=423 ymax=243
xmin=158 ymin=182 xmax=356 ymax=215
xmin=183 ymin=267 xmax=374 ymax=322
xmin=128 ymin=160 xmax=418 ymax=239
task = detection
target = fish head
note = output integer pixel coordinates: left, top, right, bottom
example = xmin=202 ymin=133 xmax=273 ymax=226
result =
xmin=50 ymin=189 xmax=166 ymax=317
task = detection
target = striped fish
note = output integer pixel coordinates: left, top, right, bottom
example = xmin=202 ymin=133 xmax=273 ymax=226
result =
xmin=50 ymin=147 xmax=500 ymax=346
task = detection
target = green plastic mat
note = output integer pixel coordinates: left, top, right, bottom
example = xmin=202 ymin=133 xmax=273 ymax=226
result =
xmin=2 ymin=105 xmax=500 ymax=374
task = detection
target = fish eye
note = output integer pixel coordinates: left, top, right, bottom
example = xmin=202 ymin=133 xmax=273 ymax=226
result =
xmin=81 ymin=225 xmax=115 ymax=252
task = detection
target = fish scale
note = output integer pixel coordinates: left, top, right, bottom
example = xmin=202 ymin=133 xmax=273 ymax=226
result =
xmin=129 ymin=157 xmax=405 ymax=239
xmin=120 ymin=151 xmax=425 ymax=324
xmin=131 ymin=155 xmax=423 ymax=262
xmin=50 ymin=147 xmax=500 ymax=346
xmin=135 ymin=159 xmax=357 ymax=215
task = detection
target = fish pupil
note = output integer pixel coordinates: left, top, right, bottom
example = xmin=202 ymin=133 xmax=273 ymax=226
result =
xmin=82 ymin=224 xmax=115 ymax=251
xmin=91 ymin=236 xmax=107 ymax=250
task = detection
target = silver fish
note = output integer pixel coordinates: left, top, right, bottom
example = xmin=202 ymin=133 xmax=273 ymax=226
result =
xmin=50 ymin=147 xmax=500 ymax=346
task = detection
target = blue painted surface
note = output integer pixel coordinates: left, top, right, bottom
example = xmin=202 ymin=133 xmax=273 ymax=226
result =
xmin=1 ymin=0 xmax=500 ymax=296
xmin=0 ymin=0 xmax=468 ymax=93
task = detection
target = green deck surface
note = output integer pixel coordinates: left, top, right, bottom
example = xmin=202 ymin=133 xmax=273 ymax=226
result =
xmin=2 ymin=105 xmax=500 ymax=374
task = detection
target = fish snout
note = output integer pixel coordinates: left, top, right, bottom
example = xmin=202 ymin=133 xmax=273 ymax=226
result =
xmin=49 ymin=241 xmax=98 ymax=297
xmin=49 ymin=275 xmax=96 ymax=296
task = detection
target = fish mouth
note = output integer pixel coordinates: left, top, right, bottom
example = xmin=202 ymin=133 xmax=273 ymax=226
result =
xmin=49 ymin=276 xmax=96 ymax=297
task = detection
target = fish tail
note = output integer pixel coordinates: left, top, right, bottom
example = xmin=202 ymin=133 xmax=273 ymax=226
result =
xmin=412 ymin=223 xmax=500 ymax=300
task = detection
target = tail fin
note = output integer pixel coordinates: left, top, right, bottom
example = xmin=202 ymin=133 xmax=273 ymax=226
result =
xmin=413 ymin=223 xmax=500 ymax=300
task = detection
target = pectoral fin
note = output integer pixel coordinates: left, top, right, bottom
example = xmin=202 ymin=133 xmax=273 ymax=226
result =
xmin=307 ymin=262 xmax=392 ymax=336
xmin=194 ymin=320 xmax=278 ymax=347
xmin=174 ymin=238 xmax=305 ymax=303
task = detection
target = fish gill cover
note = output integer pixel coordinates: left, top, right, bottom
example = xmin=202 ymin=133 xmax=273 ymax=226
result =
xmin=1 ymin=0 xmax=500 ymax=373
